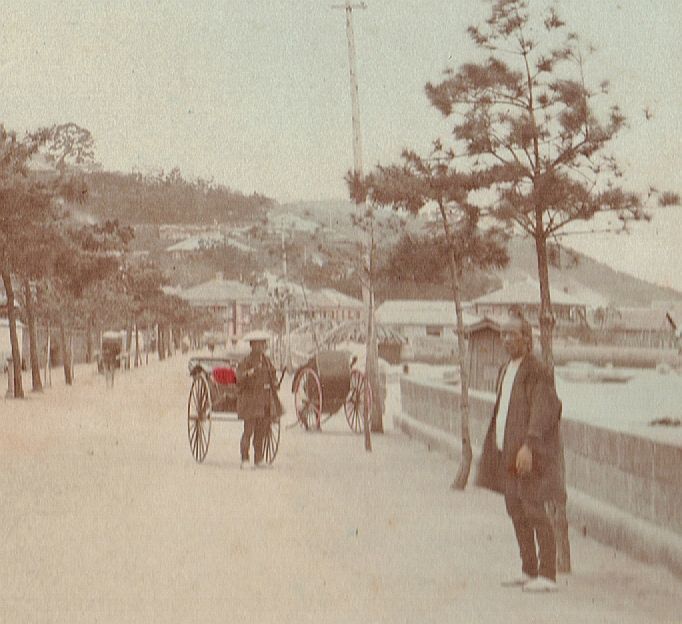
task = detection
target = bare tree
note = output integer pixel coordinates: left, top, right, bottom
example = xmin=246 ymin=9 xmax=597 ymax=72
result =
xmin=361 ymin=143 xmax=508 ymax=488
xmin=424 ymin=0 xmax=679 ymax=571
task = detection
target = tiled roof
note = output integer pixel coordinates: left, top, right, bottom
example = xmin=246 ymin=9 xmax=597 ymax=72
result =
xmin=376 ymin=300 xmax=479 ymax=327
xmin=179 ymin=279 xmax=268 ymax=305
xmin=317 ymin=288 xmax=363 ymax=309
xmin=472 ymin=277 xmax=586 ymax=306
xmin=166 ymin=232 xmax=223 ymax=252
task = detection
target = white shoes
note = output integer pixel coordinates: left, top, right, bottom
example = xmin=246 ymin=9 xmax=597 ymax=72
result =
xmin=522 ymin=576 xmax=558 ymax=593
xmin=501 ymin=572 xmax=533 ymax=588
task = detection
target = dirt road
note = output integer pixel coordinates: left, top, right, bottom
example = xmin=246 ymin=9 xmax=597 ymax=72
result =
xmin=0 ymin=355 xmax=680 ymax=623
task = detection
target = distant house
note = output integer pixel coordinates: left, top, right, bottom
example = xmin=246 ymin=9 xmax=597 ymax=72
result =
xmin=376 ymin=300 xmax=478 ymax=362
xmin=376 ymin=299 xmax=478 ymax=342
xmin=160 ymin=224 xmax=216 ymax=241
xmin=256 ymin=273 xmax=363 ymax=326
xmin=601 ymin=307 xmax=676 ymax=349
xmin=165 ymin=232 xmax=223 ymax=258
xmin=472 ymin=277 xmax=588 ymax=328
xmin=179 ymin=276 xmax=269 ymax=337
xmin=267 ymin=212 xmax=319 ymax=234
xmin=306 ymin=289 xmax=363 ymax=323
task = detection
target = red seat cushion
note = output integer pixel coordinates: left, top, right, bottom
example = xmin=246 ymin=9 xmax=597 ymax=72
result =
xmin=213 ymin=367 xmax=237 ymax=385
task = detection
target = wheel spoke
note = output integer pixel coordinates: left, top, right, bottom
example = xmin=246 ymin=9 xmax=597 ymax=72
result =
xmin=295 ymin=368 xmax=321 ymax=430
xmin=344 ymin=370 xmax=368 ymax=433
xmin=198 ymin=422 xmax=204 ymax=459
xmin=188 ymin=375 xmax=212 ymax=462
xmin=189 ymin=421 xmax=198 ymax=450
xmin=192 ymin=421 xmax=200 ymax=457
xmin=201 ymin=426 xmax=208 ymax=458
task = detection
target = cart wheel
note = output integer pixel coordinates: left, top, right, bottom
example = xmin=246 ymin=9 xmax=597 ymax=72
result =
xmin=263 ymin=418 xmax=280 ymax=464
xmin=187 ymin=373 xmax=212 ymax=463
xmin=263 ymin=394 xmax=282 ymax=463
xmin=344 ymin=370 xmax=372 ymax=433
xmin=294 ymin=367 xmax=322 ymax=430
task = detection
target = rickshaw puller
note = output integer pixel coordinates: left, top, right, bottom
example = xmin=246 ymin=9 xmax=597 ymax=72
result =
xmin=236 ymin=330 xmax=277 ymax=469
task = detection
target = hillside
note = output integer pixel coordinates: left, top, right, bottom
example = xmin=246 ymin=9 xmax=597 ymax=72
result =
xmin=74 ymin=185 xmax=682 ymax=307
xmin=275 ymin=200 xmax=682 ymax=307
xmin=82 ymin=170 xmax=274 ymax=225
xmin=502 ymin=237 xmax=682 ymax=307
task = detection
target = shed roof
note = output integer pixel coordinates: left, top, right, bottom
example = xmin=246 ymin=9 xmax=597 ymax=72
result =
xmin=376 ymin=300 xmax=479 ymax=327
xmin=166 ymin=233 xmax=254 ymax=253
xmin=607 ymin=307 xmax=674 ymax=332
xmin=316 ymin=288 xmax=363 ymax=309
xmin=472 ymin=277 xmax=586 ymax=307
xmin=262 ymin=275 xmax=362 ymax=310
xmin=179 ymin=278 xmax=268 ymax=306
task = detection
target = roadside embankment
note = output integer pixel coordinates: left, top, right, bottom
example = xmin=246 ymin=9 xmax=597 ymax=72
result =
xmin=395 ymin=375 xmax=682 ymax=578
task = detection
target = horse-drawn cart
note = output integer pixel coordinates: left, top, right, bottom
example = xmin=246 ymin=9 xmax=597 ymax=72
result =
xmin=291 ymin=350 xmax=372 ymax=432
xmin=187 ymin=353 xmax=281 ymax=464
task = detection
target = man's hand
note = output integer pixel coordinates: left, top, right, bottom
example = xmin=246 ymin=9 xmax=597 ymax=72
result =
xmin=515 ymin=444 xmax=532 ymax=476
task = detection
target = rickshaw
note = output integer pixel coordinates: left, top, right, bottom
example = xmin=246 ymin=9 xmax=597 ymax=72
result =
xmin=186 ymin=344 xmax=282 ymax=464
xmin=291 ymin=350 xmax=372 ymax=432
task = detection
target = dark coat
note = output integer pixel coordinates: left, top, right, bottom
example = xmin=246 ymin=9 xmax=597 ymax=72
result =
xmin=236 ymin=351 xmax=277 ymax=421
xmin=476 ymin=353 xmax=564 ymax=503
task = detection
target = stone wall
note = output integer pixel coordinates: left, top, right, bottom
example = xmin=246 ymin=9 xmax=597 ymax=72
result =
xmin=398 ymin=376 xmax=682 ymax=575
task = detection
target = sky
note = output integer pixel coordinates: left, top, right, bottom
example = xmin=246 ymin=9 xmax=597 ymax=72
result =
xmin=3 ymin=1 xmax=681 ymax=289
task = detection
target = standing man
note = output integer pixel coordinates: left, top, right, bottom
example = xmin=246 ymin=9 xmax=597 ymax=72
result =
xmin=485 ymin=312 xmax=563 ymax=592
xmin=237 ymin=330 xmax=277 ymax=469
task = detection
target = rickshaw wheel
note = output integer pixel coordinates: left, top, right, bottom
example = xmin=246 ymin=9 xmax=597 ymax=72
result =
xmin=187 ymin=373 xmax=212 ymax=463
xmin=294 ymin=367 xmax=322 ymax=430
xmin=344 ymin=369 xmax=372 ymax=433
xmin=263 ymin=417 xmax=281 ymax=464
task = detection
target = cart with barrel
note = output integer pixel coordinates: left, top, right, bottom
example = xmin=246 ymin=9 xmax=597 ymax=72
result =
xmin=291 ymin=349 xmax=372 ymax=432
xmin=187 ymin=350 xmax=281 ymax=464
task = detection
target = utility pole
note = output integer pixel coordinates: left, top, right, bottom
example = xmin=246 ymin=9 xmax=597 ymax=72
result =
xmin=333 ymin=0 xmax=379 ymax=451
xmin=333 ymin=1 xmax=366 ymax=176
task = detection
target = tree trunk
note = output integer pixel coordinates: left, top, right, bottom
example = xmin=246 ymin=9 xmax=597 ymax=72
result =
xmin=534 ymin=231 xmax=555 ymax=366
xmin=45 ymin=325 xmax=52 ymax=388
xmin=2 ymin=270 xmax=24 ymax=398
xmin=435 ymin=208 xmax=472 ymax=489
xmin=447 ymin=256 xmax=472 ymax=489
xmin=125 ymin=318 xmax=133 ymax=369
xmin=134 ymin=324 xmax=140 ymax=367
xmin=534 ymin=228 xmax=571 ymax=573
xmin=167 ymin=326 xmax=174 ymax=358
xmin=157 ymin=324 xmax=165 ymax=361
xmin=58 ymin=317 xmax=73 ymax=385
xmin=22 ymin=280 xmax=42 ymax=392
xmin=366 ymin=288 xmax=382 ymax=434
xmin=85 ymin=317 xmax=93 ymax=364
xmin=366 ymin=229 xmax=383 ymax=434
xmin=360 ymin=223 xmax=374 ymax=451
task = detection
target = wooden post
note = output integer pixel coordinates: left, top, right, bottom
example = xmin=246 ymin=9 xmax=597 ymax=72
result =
xmin=334 ymin=0 xmax=378 ymax=448
xmin=45 ymin=327 xmax=52 ymax=388
xmin=6 ymin=357 xmax=14 ymax=398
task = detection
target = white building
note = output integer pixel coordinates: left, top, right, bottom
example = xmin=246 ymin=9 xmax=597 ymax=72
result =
xmin=376 ymin=299 xmax=479 ymax=341
xmin=179 ymin=276 xmax=269 ymax=338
